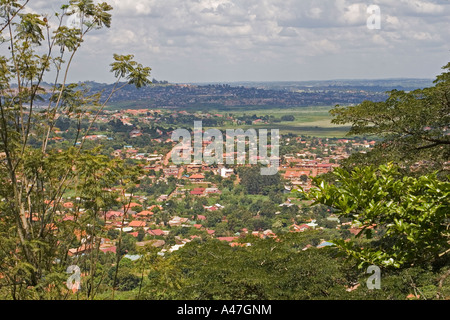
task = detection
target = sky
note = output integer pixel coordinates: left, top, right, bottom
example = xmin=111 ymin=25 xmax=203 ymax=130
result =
xmin=27 ymin=0 xmax=450 ymax=84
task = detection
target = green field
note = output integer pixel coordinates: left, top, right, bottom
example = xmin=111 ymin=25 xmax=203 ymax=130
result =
xmin=205 ymin=106 xmax=352 ymax=138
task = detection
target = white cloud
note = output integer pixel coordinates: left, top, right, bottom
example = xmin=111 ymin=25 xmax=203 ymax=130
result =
xmin=341 ymin=3 xmax=366 ymax=25
xmin=409 ymin=0 xmax=445 ymax=14
xmin=20 ymin=0 xmax=450 ymax=82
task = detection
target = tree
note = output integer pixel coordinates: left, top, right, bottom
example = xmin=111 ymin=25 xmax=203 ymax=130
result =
xmin=303 ymin=163 xmax=449 ymax=269
xmin=143 ymin=235 xmax=349 ymax=300
xmin=0 ymin=1 xmax=151 ymax=299
xmin=238 ymin=166 xmax=282 ymax=195
xmin=107 ymin=258 xmax=139 ymax=292
xmin=118 ymin=233 xmax=137 ymax=256
xmin=281 ymin=115 xmax=295 ymax=122
xmin=330 ymin=62 xmax=450 ymax=176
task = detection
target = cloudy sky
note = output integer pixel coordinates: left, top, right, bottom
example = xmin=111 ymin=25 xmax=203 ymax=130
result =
xmin=28 ymin=0 xmax=450 ymax=84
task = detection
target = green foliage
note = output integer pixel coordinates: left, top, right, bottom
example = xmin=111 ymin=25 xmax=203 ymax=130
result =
xmin=141 ymin=235 xmax=348 ymax=300
xmin=118 ymin=233 xmax=137 ymax=256
xmin=281 ymin=115 xmax=295 ymax=122
xmin=110 ymin=54 xmax=152 ymax=88
xmin=238 ymin=166 xmax=283 ymax=195
xmin=0 ymin=0 xmax=151 ymax=300
xmin=68 ymin=0 xmax=113 ymax=30
xmin=107 ymin=258 xmax=140 ymax=292
xmin=330 ymin=62 xmax=450 ymax=175
xmin=138 ymin=233 xmax=450 ymax=300
xmin=304 ymin=163 xmax=450 ymax=269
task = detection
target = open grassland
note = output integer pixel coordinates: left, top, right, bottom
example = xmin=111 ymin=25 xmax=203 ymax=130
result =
xmin=206 ymin=106 xmax=352 ymax=138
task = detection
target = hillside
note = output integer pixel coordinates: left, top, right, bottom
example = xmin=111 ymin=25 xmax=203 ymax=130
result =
xmin=76 ymin=78 xmax=432 ymax=110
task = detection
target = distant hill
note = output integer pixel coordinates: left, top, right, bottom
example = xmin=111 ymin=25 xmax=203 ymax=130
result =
xmin=200 ymin=78 xmax=434 ymax=92
xmin=34 ymin=78 xmax=434 ymax=111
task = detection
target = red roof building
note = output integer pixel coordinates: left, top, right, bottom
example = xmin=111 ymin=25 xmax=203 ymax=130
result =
xmin=99 ymin=246 xmax=116 ymax=254
xmin=190 ymin=188 xmax=205 ymax=196
xmin=189 ymin=174 xmax=205 ymax=181
xmin=290 ymin=224 xmax=311 ymax=232
xmin=217 ymin=236 xmax=238 ymax=242
xmin=128 ymin=221 xmax=146 ymax=228
xmin=137 ymin=210 xmax=154 ymax=217
xmin=148 ymin=229 xmax=165 ymax=236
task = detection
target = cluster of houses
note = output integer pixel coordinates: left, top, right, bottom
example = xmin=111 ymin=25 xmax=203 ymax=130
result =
xmin=280 ymin=138 xmax=376 ymax=191
xmin=63 ymin=193 xmax=377 ymax=258
xmin=48 ymin=108 xmax=378 ymax=197
xmin=37 ymin=108 xmax=385 ymax=259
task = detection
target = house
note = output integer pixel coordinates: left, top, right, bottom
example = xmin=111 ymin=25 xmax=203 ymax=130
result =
xmin=125 ymin=148 xmax=138 ymax=157
xmin=219 ymin=167 xmax=234 ymax=178
xmin=130 ymin=129 xmax=142 ymax=138
xmin=186 ymin=164 xmax=202 ymax=173
xmin=279 ymin=202 xmax=294 ymax=207
xmin=148 ymin=229 xmax=165 ymax=236
xmin=63 ymin=215 xmax=75 ymax=221
xmin=168 ymin=216 xmax=189 ymax=227
xmin=99 ymin=245 xmax=116 ymax=254
xmin=262 ymin=229 xmax=276 ymax=238
xmin=189 ymin=173 xmax=205 ymax=182
xmin=316 ymin=163 xmax=334 ymax=175
xmin=326 ymin=216 xmax=340 ymax=223
xmin=168 ymin=244 xmax=185 ymax=253
xmin=137 ymin=210 xmax=154 ymax=218
xmin=317 ymin=241 xmax=335 ymax=248
xmin=163 ymin=166 xmax=179 ymax=177
xmin=217 ymin=236 xmax=238 ymax=242
xmin=123 ymin=254 xmax=141 ymax=261
xmin=205 ymin=187 xmax=221 ymax=194
xmin=190 ymin=188 xmax=205 ymax=196
xmin=63 ymin=202 xmax=74 ymax=209
xmin=105 ymin=210 xmax=124 ymax=220
xmin=284 ymin=170 xmax=310 ymax=181
xmin=116 ymin=227 xmax=133 ymax=233
xmin=306 ymin=220 xmax=319 ymax=229
xmin=148 ymin=204 xmax=164 ymax=212
xmin=84 ymin=135 xmax=107 ymax=141
xmin=290 ymin=224 xmax=311 ymax=232
xmin=157 ymin=194 xmax=169 ymax=202
xmin=125 ymin=202 xmax=142 ymax=210
xmin=128 ymin=220 xmax=146 ymax=228
xmin=136 ymin=239 xmax=165 ymax=248
xmin=68 ymin=244 xmax=93 ymax=257
xmin=349 ymin=224 xmax=377 ymax=236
